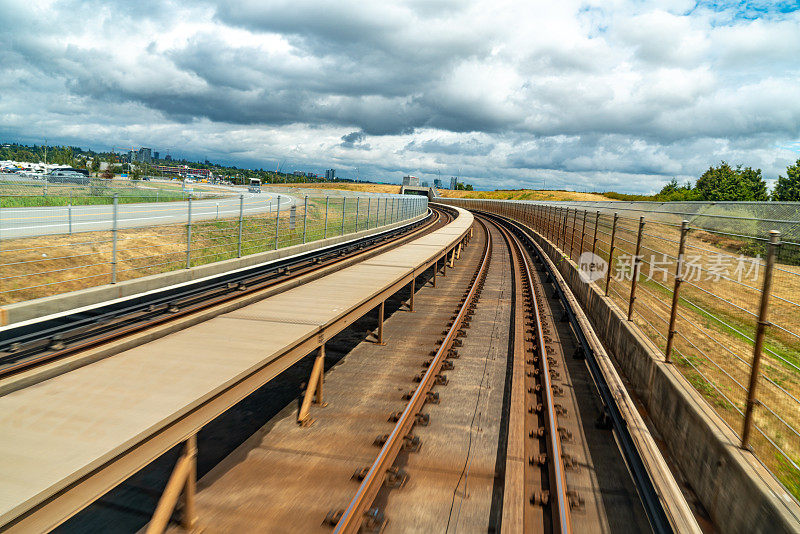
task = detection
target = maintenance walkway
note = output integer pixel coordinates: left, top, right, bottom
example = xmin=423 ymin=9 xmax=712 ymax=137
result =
xmin=0 ymin=208 xmax=473 ymax=532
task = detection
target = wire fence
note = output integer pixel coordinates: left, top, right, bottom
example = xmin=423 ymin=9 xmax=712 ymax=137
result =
xmin=0 ymin=192 xmax=427 ymax=306
xmin=440 ymin=198 xmax=800 ymax=501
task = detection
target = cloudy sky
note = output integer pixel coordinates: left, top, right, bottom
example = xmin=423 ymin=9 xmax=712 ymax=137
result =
xmin=1 ymin=0 xmax=799 ymax=192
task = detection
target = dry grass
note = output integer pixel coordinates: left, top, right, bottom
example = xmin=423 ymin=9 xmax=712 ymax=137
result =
xmin=265 ymin=182 xmax=402 ymax=194
xmin=438 ymin=189 xmax=611 ymax=201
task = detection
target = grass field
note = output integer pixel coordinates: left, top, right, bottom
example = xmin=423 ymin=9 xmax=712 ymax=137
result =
xmin=438 ymin=189 xmax=611 ymax=201
xmin=264 ymin=182 xmax=402 ymax=194
xmin=0 ymin=179 xmax=223 ymax=207
xmin=269 ymin=182 xmax=611 ymax=202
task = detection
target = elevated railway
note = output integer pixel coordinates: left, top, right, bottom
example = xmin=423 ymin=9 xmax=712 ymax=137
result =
xmin=0 ymin=205 xmax=706 ymax=533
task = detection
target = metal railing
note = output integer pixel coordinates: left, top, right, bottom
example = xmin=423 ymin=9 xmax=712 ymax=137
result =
xmin=439 ymin=198 xmax=800 ymax=502
xmin=0 ymin=191 xmax=428 ymax=305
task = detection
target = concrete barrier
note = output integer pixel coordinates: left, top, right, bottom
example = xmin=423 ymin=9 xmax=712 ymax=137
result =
xmin=1 ymin=213 xmax=427 ymax=326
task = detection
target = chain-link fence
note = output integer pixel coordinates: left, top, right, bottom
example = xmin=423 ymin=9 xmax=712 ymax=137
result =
xmin=440 ymin=198 xmax=800 ymax=502
xmin=0 ymin=190 xmax=427 ymax=306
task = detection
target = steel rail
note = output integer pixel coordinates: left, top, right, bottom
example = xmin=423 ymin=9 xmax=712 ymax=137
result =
xmin=495 ymin=220 xmax=572 ymax=534
xmin=486 ymin=211 xmax=675 ymax=534
xmin=333 ymin=218 xmax=490 ymax=534
xmin=0 ymin=209 xmax=450 ymax=378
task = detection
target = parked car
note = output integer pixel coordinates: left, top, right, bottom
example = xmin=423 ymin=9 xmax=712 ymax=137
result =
xmin=47 ymin=170 xmax=90 ymax=185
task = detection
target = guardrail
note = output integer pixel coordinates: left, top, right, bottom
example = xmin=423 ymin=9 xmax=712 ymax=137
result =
xmin=438 ymin=198 xmax=800 ymax=503
xmin=0 ymin=192 xmax=427 ymax=305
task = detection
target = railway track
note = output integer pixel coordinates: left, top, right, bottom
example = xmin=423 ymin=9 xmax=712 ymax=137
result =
xmin=328 ymin=212 xmax=680 ymax=533
xmin=0 ymin=207 xmax=451 ymax=380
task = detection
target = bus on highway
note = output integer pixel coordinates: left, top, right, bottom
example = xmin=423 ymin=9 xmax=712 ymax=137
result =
xmin=248 ymin=178 xmax=261 ymax=193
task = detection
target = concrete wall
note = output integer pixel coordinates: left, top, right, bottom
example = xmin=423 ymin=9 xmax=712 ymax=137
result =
xmin=1 ymin=213 xmax=427 ymax=326
xmin=437 ymin=201 xmax=800 ymax=534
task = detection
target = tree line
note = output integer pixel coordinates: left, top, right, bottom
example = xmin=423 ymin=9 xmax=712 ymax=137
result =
xmin=605 ymin=159 xmax=800 ymax=202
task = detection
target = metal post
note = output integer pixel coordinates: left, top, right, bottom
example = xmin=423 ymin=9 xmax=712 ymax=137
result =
xmin=356 ymin=197 xmax=360 ymax=231
xmin=341 ymin=197 xmax=346 ymax=236
xmin=409 ymin=277 xmax=415 ymax=311
xmin=367 ymin=197 xmax=371 ymax=229
xmin=665 ymin=220 xmax=689 ymax=363
xmin=605 ymin=213 xmax=618 ymax=296
xmin=433 ymin=259 xmax=437 ymax=287
xmin=274 ymin=196 xmax=280 ymax=250
xmin=592 ymin=211 xmax=600 ymax=257
xmin=238 ymin=194 xmax=244 ymax=257
xmin=579 ymin=210 xmax=587 ymax=256
xmin=627 ymin=216 xmax=645 ymax=320
xmin=302 ymin=195 xmax=308 ymax=244
xmin=324 ymin=196 xmax=329 ymax=239
xmin=383 ymin=197 xmax=388 ymax=225
xmin=111 ymin=193 xmax=118 ymax=284
xmin=569 ymin=209 xmax=577 ymax=258
xmin=741 ymin=230 xmax=780 ymax=450
xmin=377 ymin=301 xmax=385 ymax=345
xmin=68 ymin=203 xmax=73 ymax=235
xmin=186 ymin=197 xmax=192 ymax=269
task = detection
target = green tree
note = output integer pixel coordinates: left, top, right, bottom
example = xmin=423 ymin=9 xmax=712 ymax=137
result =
xmin=695 ymin=162 xmax=768 ymax=201
xmin=91 ymin=158 xmax=100 ymax=173
xmin=465 ymin=184 xmax=474 ymax=191
xmin=772 ymin=159 xmax=800 ymax=201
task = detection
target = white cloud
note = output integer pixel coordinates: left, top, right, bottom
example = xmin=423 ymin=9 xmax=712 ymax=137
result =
xmin=0 ymin=0 xmax=798 ymax=193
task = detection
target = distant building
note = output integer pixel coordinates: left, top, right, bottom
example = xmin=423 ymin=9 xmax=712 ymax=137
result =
xmin=293 ymin=170 xmax=305 ymax=176
xmin=325 ymin=169 xmax=336 ymax=180
xmin=153 ymin=151 xmax=160 ymax=160
xmin=136 ymin=148 xmax=152 ymax=163
xmin=450 ymin=177 xmax=458 ymax=190
xmin=434 ymin=178 xmax=442 ymax=188
xmin=402 ymin=175 xmax=419 ymax=186
xmin=165 ymin=154 xmax=172 ymax=161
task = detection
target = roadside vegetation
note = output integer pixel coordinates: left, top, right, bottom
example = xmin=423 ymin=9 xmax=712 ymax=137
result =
xmin=603 ymin=160 xmax=800 ymax=202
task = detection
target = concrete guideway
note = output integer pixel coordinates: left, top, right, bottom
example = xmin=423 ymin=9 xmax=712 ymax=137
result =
xmin=0 ymin=207 xmax=473 ymax=532
xmin=0 ymin=192 xmax=297 ymax=238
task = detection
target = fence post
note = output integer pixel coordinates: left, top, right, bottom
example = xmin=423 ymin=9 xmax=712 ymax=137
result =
xmin=356 ymin=197 xmax=360 ymax=232
xmin=570 ymin=208 xmax=578 ymax=258
xmin=111 ymin=193 xmax=118 ymax=284
xmin=302 ymin=195 xmax=308 ymax=244
xmin=186 ymin=197 xmax=192 ymax=269
xmin=68 ymin=203 xmax=73 ymax=235
xmin=605 ymin=213 xmax=619 ymax=296
xmin=741 ymin=230 xmax=781 ymax=450
xmin=238 ymin=194 xmax=244 ymax=257
xmin=367 ymin=197 xmax=371 ymax=229
xmin=579 ymin=210 xmax=587 ymax=256
xmin=665 ymin=220 xmax=689 ymax=363
xmin=324 ymin=196 xmax=329 ymax=239
xmin=341 ymin=197 xmax=346 ymax=236
xmin=383 ymin=197 xmax=388 ymax=225
xmin=591 ymin=211 xmax=600 ymax=257
xmin=627 ymin=216 xmax=645 ymax=320
xmin=274 ymin=196 xmax=280 ymax=250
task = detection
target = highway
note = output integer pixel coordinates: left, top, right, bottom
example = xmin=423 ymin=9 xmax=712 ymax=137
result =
xmin=0 ymin=191 xmax=297 ymax=239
